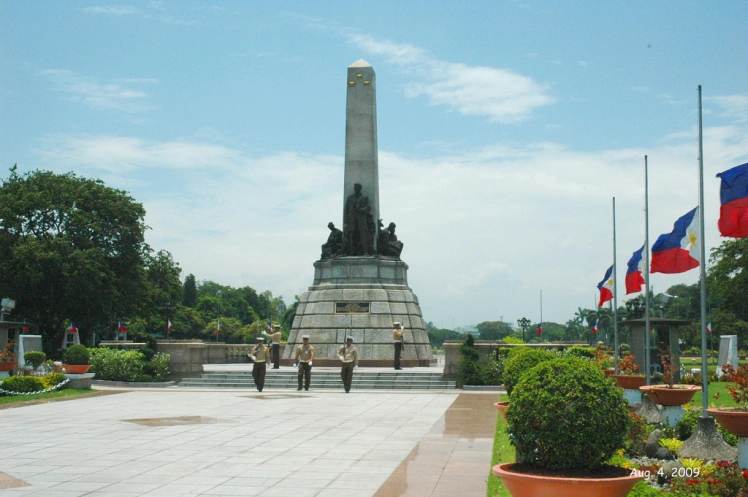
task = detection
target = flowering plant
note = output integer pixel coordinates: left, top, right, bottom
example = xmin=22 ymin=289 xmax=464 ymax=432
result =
xmin=669 ymin=460 xmax=748 ymax=497
xmin=721 ymin=364 xmax=748 ymax=410
xmin=618 ymin=354 xmax=641 ymax=375
xmin=0 ymin=341 xmax=16 ymax=363
xmin=660 ymin=347 xmax=678 ymax=388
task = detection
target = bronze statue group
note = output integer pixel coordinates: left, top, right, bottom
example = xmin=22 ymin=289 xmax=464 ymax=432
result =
xmin=248 ymin=321 xmax=405 ymax=393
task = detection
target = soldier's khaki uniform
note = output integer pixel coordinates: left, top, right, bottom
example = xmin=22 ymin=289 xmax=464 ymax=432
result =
xmin=393 ymin=327 xmax=404 ymax=370
xmin=338 ymin=343 xmax=359 ymax=393
xmin=264 ymin=328 xmax=282 ymax=369
xmin=295 ymin=343 xmax=315 ymax=391
xmin=251 ymin=343 xmax=270 ymax=391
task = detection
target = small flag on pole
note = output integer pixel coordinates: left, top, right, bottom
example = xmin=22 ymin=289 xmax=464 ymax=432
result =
xmin=591 ymin=320 xmax=598 ymax=334
xmin=167 ymin=320 xmax=173 ymax=331
xmin=651 ymin=207 xmax=700 ymax=274
xmin=625 ymin=245 xmax=646 ymax=295
xmin=597 ymin=265 xmax=614 ymax=307
xmin=707 ymin=322 xmax=712 ymax=334
xmin=717 ymin=162 xmax=748 ymax=238
xmin=70 ymin=322 xmax=78 ymax=333
xmin=23 ymin=327 xmax=29 ymax=333
xmin=118 ymin=321 xmax=127 ymax=332
xmin=216 ymin=319 xmax=221 ymax=335
xmin=537 ymin=323 xmax=542 ymax=335
xmin=266 ymin=320 xmax=272 ymax=334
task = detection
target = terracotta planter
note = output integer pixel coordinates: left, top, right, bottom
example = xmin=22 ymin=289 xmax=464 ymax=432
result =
xmin=639 ymin=385 xmax=701 ymax=406
xmin=613 ymin=374 xmax=647 ymax=390
xmin=495 ymin=401 xmax=510 ymax=420
xmin=0 ymin=361 xmax=18 ymax=372
xmin=707 ymin=408 xmax=748 ymax=437
xmin=63 ymin=364 xmax=91 ymax=374
xmin=603 ymin=368 xmax=616 ymax=378
xmin=493 ymin=463 xmax=642 ymax=497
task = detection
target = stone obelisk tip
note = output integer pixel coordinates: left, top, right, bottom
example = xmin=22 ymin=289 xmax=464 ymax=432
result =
xmin=349 ymin=59 xmax=372 ymax=68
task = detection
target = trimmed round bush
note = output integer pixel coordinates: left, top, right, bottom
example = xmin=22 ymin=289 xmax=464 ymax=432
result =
xmin=564 ymin=346 xmax=595 ymax=359
xmin=40 ymin=373 xmax=67 ymax=389
xmin=2 ymin=376 xmax=45 ymax=393
xmin=89 ymin=348 xmax=144 ymax=381
xmin=502 ymin=348 xmax=556 ymax=396
xmin=506 ymin=357 xmax=629 ymax=471
xmin=63 ymin=344 xmax=90 ymax=365
xmin=24 ymin=351 xmax=46 ymax=369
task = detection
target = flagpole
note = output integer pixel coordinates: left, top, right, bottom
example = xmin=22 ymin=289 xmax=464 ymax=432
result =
xmin=644 ymin=155 xmax=652 ymax=385
xmin=697 ymin=85 xmax=709 ymax=416
xmin=539 ymin=290 xmax=543 ymax=342
xmin=613 ymin=197 xmax=619 ymax=374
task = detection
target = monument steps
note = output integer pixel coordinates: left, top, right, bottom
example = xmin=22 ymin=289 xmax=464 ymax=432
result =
xmin=179 ymin=370 xmax=455 ymax=390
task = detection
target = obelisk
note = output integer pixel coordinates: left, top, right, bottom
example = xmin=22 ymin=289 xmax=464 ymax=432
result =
xmin=343 ymin=60 xmax=379 ymax=251
xmin=283 ymin=60 xmax=433 ymax=368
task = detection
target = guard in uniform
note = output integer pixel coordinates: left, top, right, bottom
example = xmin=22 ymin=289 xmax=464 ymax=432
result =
xmin=393 ymin=322 xmax=404 ymax=370
xmin=250 ymin=336 xmax=270 ymax=392
xmin=294 ymin=335 xmax=315 ymax=391
xmin=338 ymin=336 xmax=359 ymax=393
xmin=262 ymin=324 xmax=282 ymax=369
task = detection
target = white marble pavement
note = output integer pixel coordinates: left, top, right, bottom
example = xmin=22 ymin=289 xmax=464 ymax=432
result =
xmin=0 ymin=390 xmax=458 ymax=497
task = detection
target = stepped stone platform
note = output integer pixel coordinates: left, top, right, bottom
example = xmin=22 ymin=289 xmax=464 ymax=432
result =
xmin=179 ymin=365 xmax=455 ymax=390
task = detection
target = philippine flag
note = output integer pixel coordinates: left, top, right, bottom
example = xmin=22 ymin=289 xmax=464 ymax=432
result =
xmin=597 ymin=265 xmax=614 ymax=307
xmin=537 ymin=323 xmax=542 ymax=335
xmin=625 ymin=245 xmax=646 ymax=295
xmin=70 ymin=322 xmax=78 ymax=333
xmin=591 ymin=320 xmax=598 ymax=334
xmin=266 ymin=320 xmax=273 ymax=334
xmin=651 ymin=207 xmax=700 ymax=274
xmin=118 ymin=321 xmax=127 ymax=332
xmin=707 ymin=322 xmax=712 ymax=334
xmin=167 ymin=320 xmax=173 ymax=330
xmin=717 ymin=162 xmax=748 ymax=238
xmin=216 ymin=319 xmax=221 ymax=335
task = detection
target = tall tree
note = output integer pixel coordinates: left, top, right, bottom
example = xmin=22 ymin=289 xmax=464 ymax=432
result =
xmin=0 ymin=167 xmax=148 ymax=351
xmin=182 ymin=274 xmax=198 ymax=308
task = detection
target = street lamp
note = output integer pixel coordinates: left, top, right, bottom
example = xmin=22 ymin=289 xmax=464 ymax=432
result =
xmin=0 ymin=298 xmax=15 ymax=322
xmin=517 ymin=317 xmax=531 ymax=343
xmin=159 ymin=301 xmax=177 ymax=339
xmin=625 ymin=298 xmax=644 ymax=319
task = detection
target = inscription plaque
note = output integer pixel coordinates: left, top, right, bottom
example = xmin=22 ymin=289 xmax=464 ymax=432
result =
xmin=335 ymin=302 xmax=370 ymax=314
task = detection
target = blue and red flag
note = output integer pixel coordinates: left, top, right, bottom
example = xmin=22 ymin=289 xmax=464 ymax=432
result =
xmin=651 ymin=207 xmax=700 ymax=274
xmin=717 ymin=162 xmax=748 ymax=238
xmin=536 ymin=323 xmax=542 ymax=335
xmin=591 ymin=320 xmax=598 ymax=334
xmin=266 ymin=320 xmax=272 ymax=334
xmin=597 ymin=265 xmax=614 ymax=307
xmin=625 ymin=245 xmax=646 ymax=295
xmin=707 ymin=322 xmax=712 ymax=334
xmin=70 ymin=322 xmax=78 ymax=333
xmin=118 ymin=321 xmax=127 ymax=332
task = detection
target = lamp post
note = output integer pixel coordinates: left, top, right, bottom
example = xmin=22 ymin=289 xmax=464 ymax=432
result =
xmin=517 ymin=317 xmax=531 ymax=343
xmin=159 ymin=301 xmax=177 ymax=339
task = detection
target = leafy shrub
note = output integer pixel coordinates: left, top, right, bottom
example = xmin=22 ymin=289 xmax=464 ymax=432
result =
xmin=63 ymin=344 xmax=90 ymax=365
xmin=684 ymin=346 xmax=701 ymax=356
xmin=479 ymin=358 xmax=503 ymax=385
xmin=503 ymin=348 xmax=556 ymax=396
xmin=457 ymin=335 xmax=482 ymax=385
xmin=138 ymin=346 xmax=156 ymax=361
xmin=669 ymin=461 xmax=748 ymax=496
xmin=506 ymin=357 xmax=629 ymax=471
xmin=565 ymin=346 xmax=595 ymax=359
xmin=502 ymin=336 xmax=524 ymax=344
xmin=2 ymin=376 xmax=45 ymax=393
xmin=149 ymin=353 xmax=170 ymax=381
xmin=40 ymin=373 xmax=66 ymax=389
xmin=89 ymin=348 xmax=144 ymax=381
xmin=624 ymin=412 xmax=652 ymax=457
xmin=24 ymin=351 xmax=46 ymax=369
xmin=666 ymin=408 xmax=738 ymax=446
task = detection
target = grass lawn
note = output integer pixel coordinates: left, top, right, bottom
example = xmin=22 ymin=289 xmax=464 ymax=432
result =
xmin=0 ymin=388 xmax=114 ymax=408
xmin=486 ymin=394 xmax=514 ymax=497
xmin=687 ymin=381 xmax=739 ymax=409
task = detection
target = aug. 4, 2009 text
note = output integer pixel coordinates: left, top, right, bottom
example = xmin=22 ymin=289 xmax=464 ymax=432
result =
xmin=630 ymin=468 xmax=700 ymax=478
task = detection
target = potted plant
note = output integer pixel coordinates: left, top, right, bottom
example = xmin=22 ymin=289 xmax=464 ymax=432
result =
xmin=496 ymin=348 xmax=556 ymax=419
xmin=24 ymin=351 xmax=46 ymax=374
xmin=0 ymin=341 xmax=17 ymax=372
xmin=593 ymin=344 xmax=615 ymax=376
xmin=612 ymin=353 xmax=647 ymax=389
xmin=639 ymin=348 xmax=701 ymax=406
xmin=62 ymin=344 xmax=91 ymax=374
xmin=494 ymin=357 xmax=642 ymax=496
xmin=707 ymin=364 xmax=748 ymax=436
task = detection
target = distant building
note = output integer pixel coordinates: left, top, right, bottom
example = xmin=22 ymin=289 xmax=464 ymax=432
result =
xmin=454 ymin=325 xmax=479 ymax=337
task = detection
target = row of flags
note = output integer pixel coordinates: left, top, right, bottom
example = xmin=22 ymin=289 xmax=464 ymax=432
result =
xmin=597 ymin=161 xmax=748 ymax=308
xmin=66 ymin=321 xmax=129 ymax=334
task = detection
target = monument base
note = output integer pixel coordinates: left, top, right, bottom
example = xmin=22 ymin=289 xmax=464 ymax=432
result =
xmin=284 ymin=256 xmax=432 ymax=367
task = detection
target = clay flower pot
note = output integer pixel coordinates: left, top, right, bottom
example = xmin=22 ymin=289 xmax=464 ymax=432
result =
xmin=63 ymin=364 xmax=92 ymax=374
xmin=603 ymin=368 xmax=616 ymax=378
xmin=0 ymin=361 xmax=18 ymax=372
xmin=493 ymin=463 xmax=642 ymax=497
xmin=707 ymin=408 xmax=748 ymax=437
xmin=494 ymin=401 xmax=510 ymax=420
xmin=639 ymin=385 xmax=701 ymax=406
xmin=612 ymin=374 xmax=647 ymax=390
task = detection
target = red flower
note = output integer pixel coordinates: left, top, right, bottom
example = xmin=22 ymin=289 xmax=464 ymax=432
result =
xmin=718 ymin=461 xmax=731 ymax=467
xmin=742 ymin=469 xmax=748 ymax=478
xmin=686 ymin=479 xmax=699 ymax=485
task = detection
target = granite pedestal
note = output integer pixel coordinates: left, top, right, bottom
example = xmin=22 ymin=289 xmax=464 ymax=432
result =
xmin=283 ymin=256 xmax=432 ymax=367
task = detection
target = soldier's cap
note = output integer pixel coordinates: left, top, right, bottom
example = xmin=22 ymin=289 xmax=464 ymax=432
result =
xmin=273 ymin=324 xmax=281 ymax=328
xmin=346 ymin=336 xmax=354 ymax=342
xmin=393 ymin=322 xmax=401 ymax=326
xmin=256 ymin=336 xmax=264 ymax=341
xmin=302 ymin=335 xmax=310 ymax=340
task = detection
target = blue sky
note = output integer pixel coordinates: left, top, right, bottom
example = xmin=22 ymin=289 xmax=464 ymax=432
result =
xmin=2 ymin=1 xmax=748 ymax=329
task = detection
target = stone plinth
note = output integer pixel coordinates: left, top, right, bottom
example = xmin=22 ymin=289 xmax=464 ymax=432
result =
xmin=284 ymin=256 xmax=432 ymax=367
xmin=64 ymin=372 xmax=95 ymax=389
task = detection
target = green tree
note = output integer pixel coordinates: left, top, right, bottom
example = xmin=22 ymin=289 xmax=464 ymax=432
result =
xmin=709 ymin=238 xmax=748 ymax=322
xmin=0 ymin=167 xmax=148 ymax=351
xmin=182 ymin=274 xmax=197 ymax=308
xmin=476 ymin=320 xmax=513 ymax=340
xmin=427 ymin=328 xmax=462 ymax=348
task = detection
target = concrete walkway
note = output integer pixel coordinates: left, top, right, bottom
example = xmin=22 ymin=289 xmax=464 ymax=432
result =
xmin=0 ymin=389 xmax=496 ymax=497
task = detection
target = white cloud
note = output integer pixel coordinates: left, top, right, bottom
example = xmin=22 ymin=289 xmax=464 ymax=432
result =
xmin=41 ymin=70 xmax=156 ymax=113
xmin=82 ymin=3 xmax=198 ymax=25
xmin=346 ymin=34 xmax=554 ymax=123
xmin=709 ymin=94 xmax=748 ymax=123
xmin=82 ymin=5 xmax=140 ymax=16
xmin=30 ymin=120 xmax=748 ymax=327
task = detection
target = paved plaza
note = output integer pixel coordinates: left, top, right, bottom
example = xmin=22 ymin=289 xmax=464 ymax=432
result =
xmin=0 ymin=388 xmax=496 ymax=497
